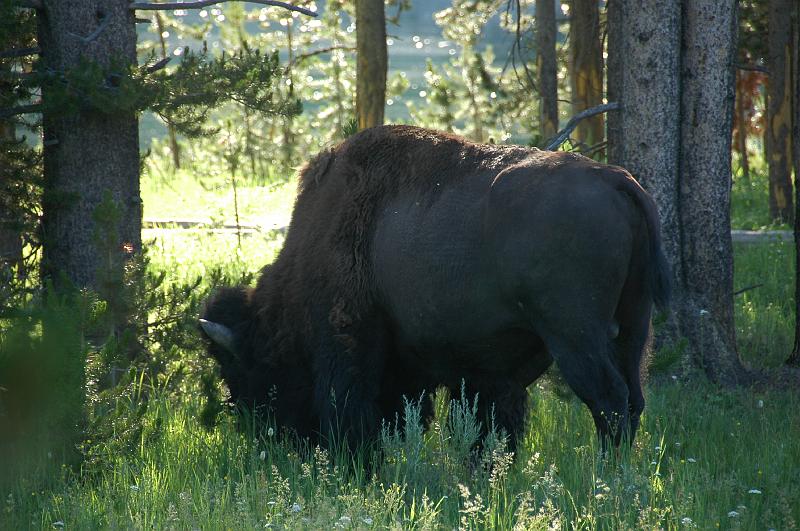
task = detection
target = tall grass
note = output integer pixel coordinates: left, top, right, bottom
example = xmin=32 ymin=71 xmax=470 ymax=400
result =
xmin=3 ymin=370 xmax=798 ymax=529
xmin=2 ymin=160 xmax=799 ymax=529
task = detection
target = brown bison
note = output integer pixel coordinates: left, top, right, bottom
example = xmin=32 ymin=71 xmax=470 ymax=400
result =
xmin=200 ymin=125 xmax=670 ymax=450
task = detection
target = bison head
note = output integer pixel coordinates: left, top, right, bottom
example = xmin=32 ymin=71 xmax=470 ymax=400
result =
xmin=200 ymin=287 xmax=317 ymax=436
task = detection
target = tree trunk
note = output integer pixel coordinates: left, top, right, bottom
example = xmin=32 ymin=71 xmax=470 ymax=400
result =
xmin=569 ymin=0 xmax=603 ymax=151
xmin=767 ymin=0 xmax=794 ymax=223
xmin=789 ymin=1 xmax=800 ymax=366
xmin=678 ymin=0 xmax=745 ymax=383
xmin=536 ymin=0 xmax=558 ymax=142
xmin=355 ymin=0 xmax=387 ymax=130
xmin=38 ymin=0 xmax=142 ymax=295
xmin=0 ymin=81 xmax=23 ymax=274
xmin=608 ymin=0 xmax=748 ymax=384
xmin=734 ymin=69 xmax=751 ymax=181
xmin=155 ymin=11 xmax=181 ymax=169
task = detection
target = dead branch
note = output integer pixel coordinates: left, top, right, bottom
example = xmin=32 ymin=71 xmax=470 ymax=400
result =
xmin=288 ymin=45 xmax=355 ymax=68
xmin=0 ymin=47 xmax=41 ymax=59
xmin=736 ymin=63 xmax=769 ymax=75
xmin=0 ymin=104 xmax=42 ymax=119
xmin=545 ymin=102 xmax=620 ymax=151
xmin=129 ymin=0 xmax=317 ymax=18
xmin=67 ymin=13 xmax=111 ymax=44
xmin=733 ymin=283 xmax=764 ymax=296
xmin=11 ymin=0 xmax=42 ymax=9
xmin=145 ymin=57 xmax=172 ymax=73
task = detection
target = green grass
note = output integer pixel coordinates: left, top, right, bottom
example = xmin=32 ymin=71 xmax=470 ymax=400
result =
xmin=3 ymin=160 xmax=800 ymax=529
xmin=3 ymin=370 xmax=798 ymax=529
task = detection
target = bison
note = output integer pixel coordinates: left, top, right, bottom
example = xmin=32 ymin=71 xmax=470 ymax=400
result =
xmin=200 ymin=125 xmax=670 ymax=451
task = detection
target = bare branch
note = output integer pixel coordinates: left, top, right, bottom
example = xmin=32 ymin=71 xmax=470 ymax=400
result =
xmin=288 ymin=45 xmax=355 ymax=68
xmin=545 ymin=102 xmax=620 ymax=151
xmin=0 ymin=104 xmax=42 ymax=119
xmin=733 ymin=283 xmax=764 ymax=296
xmin=11 ymin=0 xmax=42 ymax=9
xmin=736 ymin=63 xmax=769 ymax=75
xmin=129 ymin=0 xmax=317 ymax=17
xmin=145 ymin=57 xmax=172 ymax=73
xmin=0 ymin=47 xmax=41 ymax=59
xmin=67 ymin=13 xmax=112 ymax=43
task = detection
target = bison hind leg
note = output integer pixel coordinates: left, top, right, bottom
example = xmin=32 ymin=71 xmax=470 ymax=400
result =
xmin=540 ymin=329 xmax=631 ymax=450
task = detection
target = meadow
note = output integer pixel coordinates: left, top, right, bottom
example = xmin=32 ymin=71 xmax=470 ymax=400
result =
xmin=2 ymin=155 xmax=799 ymax=529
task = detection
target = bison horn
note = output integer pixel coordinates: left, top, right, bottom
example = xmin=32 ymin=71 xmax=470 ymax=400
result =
xmin=199 ymin=319 xmax=236 ymax=355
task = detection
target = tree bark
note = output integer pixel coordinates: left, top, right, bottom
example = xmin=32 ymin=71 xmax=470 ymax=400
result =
xmin=568 ymin=0 xmax=603 ymax=150
xmin=536 ymin=0 xmax=558 ymax=141
xmin=38 ymin=0 xmax=142 ymax=294
xmin=355 ymin=0 xmax=387 ymax=130
xmin=678 ymin=0 xmax=745 ymax=384
xmin=767 ymin=0 xmax=794 ymax=223
xmin=608 ymin=0 xmax=748 ymax=384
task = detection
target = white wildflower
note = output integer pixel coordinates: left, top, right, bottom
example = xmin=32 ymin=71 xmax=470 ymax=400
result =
xmin=362 ymin=517 xmax=373 ymax=525
xmin=267 ymin=427 xmax=274 ymax=437
xmin=687 ymin=457 xmax=697 ymax=463
xmin=728 ymin=511 xmax=739 ymax=518
xmin=130 ymin=485 xmax=140 ymax=492
xmin=52 ymin=522 xmax=65 ymax=529
xmin=291 ymin=503 xmax=302 ymax=513
xmin=681 ymin=517 xmax=693 ymax=525
xmin=757 ymin=400 xmax=764 ymax=408
xmin=699 ymin=309 xmax=709 ymax=316
xmin=259 ymin=450 xmax=266 ymax=461
xmin=748 ymin=489 xmax=762 ymax=494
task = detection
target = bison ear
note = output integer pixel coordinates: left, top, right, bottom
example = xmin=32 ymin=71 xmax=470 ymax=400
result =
xmin=199 ymin=318 xmax=237 ymax=356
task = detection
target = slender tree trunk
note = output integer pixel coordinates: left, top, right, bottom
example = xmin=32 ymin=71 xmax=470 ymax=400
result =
xmin=789 ymin=1 xmax=800 ymax=366
xmin=608 ymin=0 xmax=747 ymax=384
xmin=0 ymin=77 xmax=23 ymax=274
xmin=39 ymin=0 xmax=142 ymax=295
xmin=536 ymin=0 xmax=558 ymax=141
xmin=735 ymin=70 xmax=751 ymax=181
xmin=355 ymin=0 xmax=387 ymax=130
xmin=767 ymin=0 xmax=794 ymax=223
xmin=155 ymin=11 xmax=181 ymax=169
xmin=569 ymin=0 xmax=603 ymax=150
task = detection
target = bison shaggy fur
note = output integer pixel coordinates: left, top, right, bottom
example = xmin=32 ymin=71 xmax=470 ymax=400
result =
xmin=201 ymin=125 xmax=670 ymax=450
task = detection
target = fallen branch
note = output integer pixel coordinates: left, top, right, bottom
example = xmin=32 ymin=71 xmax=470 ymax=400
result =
xmin=0 ymin=47 xmax=41 ymax=59
xmin=0 ymin=103 xmax=42 ymax=119
xmin=129 ymin=0 xmax=317 ymax=17
xmin=545 ymin=102 xmax=620 ymax=151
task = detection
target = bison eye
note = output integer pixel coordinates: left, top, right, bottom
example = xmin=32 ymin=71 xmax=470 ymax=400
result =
xmin=199 ymin=319 xmax=237 ymax=356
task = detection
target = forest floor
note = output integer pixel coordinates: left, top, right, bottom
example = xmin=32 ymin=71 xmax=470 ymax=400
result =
xmin=3 ymin=163 xmax=799 ymax=529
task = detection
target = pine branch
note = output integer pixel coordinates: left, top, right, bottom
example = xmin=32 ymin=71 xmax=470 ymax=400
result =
xmin=129 ymin=0 xmax=317 ymax=17
xmin=545 ymin=102 xmax=620 ymax=151
xmin=0 ymin=47 xmax=41 ymax=59
xmin=0 ymin=104 xmax=42 ymax=119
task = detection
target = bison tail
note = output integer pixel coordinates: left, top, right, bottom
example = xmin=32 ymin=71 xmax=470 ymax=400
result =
xmin=650 ymin=243 xmax=671 ymax=312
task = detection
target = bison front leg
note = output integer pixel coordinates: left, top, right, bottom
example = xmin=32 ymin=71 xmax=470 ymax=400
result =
xmin=312 ymin=314 xmax=389 ymax=450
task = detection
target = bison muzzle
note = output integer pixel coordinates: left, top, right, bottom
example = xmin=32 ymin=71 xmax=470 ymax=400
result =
xmin=200 ymin=125 xmax=670 ymax=451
